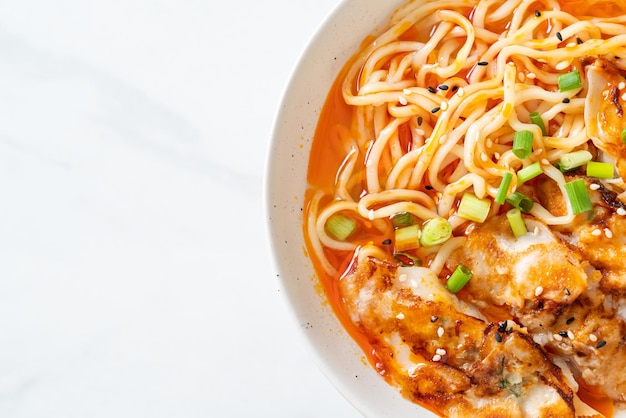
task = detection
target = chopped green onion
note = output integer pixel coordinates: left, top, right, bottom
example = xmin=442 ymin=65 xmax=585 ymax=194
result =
xmin=517 ymin=161 xmax=543 ymax=184
xmin=394 ymin=252 xmax=421 ymax=267
xmin=326 ymin=214 xmax=357 ymax=241
xmin=394 ymin=224 xmax=421 ymax=252
xmin=564 ymin=179 xmax=592 ymax=215
xmin=391 ymin=211 xmax=414 ymax=228
xmin=457 ymin=193 xmax=491 ymax=223
xmin=420 ymin=217 xmax=452 ymax=247
xmin=586 ymin=161 xmax=614 ymax=179
xmin=529 ymin=111 xmax=547 ymax=135
xmin=506 ymin=208 xmax=528 ymax=238
xmin=505 ymin=191 xmax=534 ymax=212
xmin=446 ymin=264 xmax=472 ymax=293
xmin=557 ymin=70 xmax=582 ymax=92
xmin=559 ymin=150 xmax=592 ymax=171
xmin=621 ymin=128 xmax=626 ymax=144
xmin=495 ymin=172 xmax=514 ymax=204
xmin=512 ymin=130 xmax=533 ymax=159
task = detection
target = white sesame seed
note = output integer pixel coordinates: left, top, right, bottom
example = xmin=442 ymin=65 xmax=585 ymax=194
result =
xmin=527 ymin=72 xmax=536 ymax=79
xmin=604 ymin=228 xmax=613 ymax=239
xmin=620 ymin=82 xmax=626 ymax=90
xmin=432 ymin=354 xmax=442 ymax=362
xmin=437 ymin=326 xmax=445 ymax=337
xmin=416 ymin=129 xmax=425 ymax=136
xmin=537 ymin=58 xmax=547 ymax=63
xmin=399 ymin=96 xmax=408 ymax=106
xmin=403 ymin=88 xmax=413 ymax=95
xmin=368 ymin=209 xmax=375 ymax=220
xmin=591 ymin=229 xmax=602 ymax=236
xmin=396 ymin=313 xmax=405 ymax=320
xmin=567 ymin=330 xmax=575 ymax=339
xmin=622 ymin=92 xmax=626 ymax=101
xmin=535 ymin=286 xmax=544 ymax=297
xmin=589 ymin=334 xmax=598 ymax=342
xmin=555 ymin=60 xmax=570 ymax=70
xmin=494 ymin=152 xmax=501 ymax=160
xmin=441 ymin=101 xmax=448 ymax=111
xmin=566 ymin=42 xmax=576 ymax=48
xmin=486 ymin=139 xmax=493 ymax=148
xmin=399 ymin=274 xmax=408 ymax=282
xmin=436 ymin=348 xmax=446 ymax=356
xmin=541 ymin=159 xmax=550 ymax=165
xmin=457 ymin=87 xmax=465 ymax=97
xmin=518 ymin=72 xmax=526 ymax=82
xmin=617 ymin=207 xmax=626 ymax=216
xmin=553 ymin=333 xmax=563 ymax=341
xmin=590 ymin=183 xmax=600 ymax=190
xmin=533 ymin=226 xmax=539 ymax=236
xmin=411 ymin=279 xmax=418 ymax=288
xmin=481 ymin=152 xmax=489 ymax=162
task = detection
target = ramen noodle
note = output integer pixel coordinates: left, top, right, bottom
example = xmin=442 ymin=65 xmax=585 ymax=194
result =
xmin=304 ymin=0 xmax=626 ymax=416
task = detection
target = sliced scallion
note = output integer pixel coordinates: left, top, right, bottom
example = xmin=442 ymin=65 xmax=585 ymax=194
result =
xmin=621 ymin=128 xmax=626 ymax=144
xmin=586 ymin=161 xmax=614 ymax=179
xmin=517 ymin=161 xmax=543 ymax=184
xmin=495 ymin=172 xmax=513 ymax=204
xmin=446 ymin=264 xmax=472 ymax=293
xmin=505 ymin=191 xmax=534 ymax=212
xmin=559 ymin=150 xmax=592 ymax=171
xmin=457 ymin=193 xmax=491 ymax=223
xmin=564 ymin=179 xmax=592 ymax=215
xmin=394 ymin=224 xmax=421 ymax=252
xmin=529 ymin=111 xmax=547 ymax=135
xmin=391 ymin=211 xmax=414 ymax=228
xmin=326 ymin=214 xmax=357 ymax=241
xmin=420 ymin=217 xmax=452 ymax=247
xmin=512 ymin=130 xmax=533 ymax=159
xmin=506 ymin=208 xmax=527 ymax=238
xmin=557 ymin=70 xmax=582 ymax=92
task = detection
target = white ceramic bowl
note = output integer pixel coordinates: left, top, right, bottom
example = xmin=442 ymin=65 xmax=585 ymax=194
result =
xmin=266 ymin=0 xmax=435 ymax=416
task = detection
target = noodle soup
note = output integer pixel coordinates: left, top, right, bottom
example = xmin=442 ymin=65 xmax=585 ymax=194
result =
xmin=304 ymin=0 xmax=626 ymax=416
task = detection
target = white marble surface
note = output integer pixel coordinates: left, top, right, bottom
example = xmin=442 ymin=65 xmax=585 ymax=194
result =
xmin=0 ymin=0 xmax=362 ymax=416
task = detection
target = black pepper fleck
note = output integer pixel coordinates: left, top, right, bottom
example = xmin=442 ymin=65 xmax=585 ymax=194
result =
xmin=577 ymin=37 xmax=583 ymax=45
xmin=425 ymin=185 xmax=434 ymax=190
xmin=451 ymin=85 xmax=459 ymax=92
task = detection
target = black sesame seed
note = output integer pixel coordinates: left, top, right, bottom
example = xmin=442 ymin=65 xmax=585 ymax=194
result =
xmin=417 ymin=116 xmax=423 ymax=126
xmin=451 ymin=85 xmax=459 ymax=92
xmin=535 ymin=10 xmax=541 ymax=17
xmin=477 ymin=61 xmax=488 ymax=66
xmin=430 ymin=315 xmax=439 ymax=322
xmin=438 ymin=84 xmax=449 ymax=91
xmin=382 ymin=239 xmax=392 ymax=245
xmin=431 ymin=107 xmax=441 ymax=113
xmin=556 ymin=32 xmax=563 ymax=42
xmin=428 ymin=86 xmax=437 ymax=94
xmin=564 ymin=288 xmax=571 ymax=296
xmin=495 ymin=332 xmax=503 ymax=343
xmin=497 ymin=320 xmax=508 ymax=333
xmin=566 ymin=317 xmax=575 ymax=325
xmin=562 ymin=98 xmax=570 ymax=104
xmin=596 ymin=340 xmax=607 ymax=348
xmin=425 ymin=185 xmax=434 ymax=190
xmin=577 ymin=37 xmax=583 ymax=45
xmin=559 ymin=331 xmax=569 ymax=338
